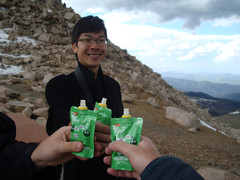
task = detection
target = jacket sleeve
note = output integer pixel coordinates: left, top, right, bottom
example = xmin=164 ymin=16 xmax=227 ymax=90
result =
xmin=0 ymin=112 xmax=37 ymax=179
xmin=140 ymin=156 xmax=204 ymax=180
xmin=45 ymin=75 xmax=74 ymax=135
xmin=0 ymin=112 xmax=61 ymax=180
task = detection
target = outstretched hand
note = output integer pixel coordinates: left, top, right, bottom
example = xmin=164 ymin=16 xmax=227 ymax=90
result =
xmin=103 ymin=136 xmax=160 ymax=179
xmin=31 ymin=126 xmax=101 ymax=171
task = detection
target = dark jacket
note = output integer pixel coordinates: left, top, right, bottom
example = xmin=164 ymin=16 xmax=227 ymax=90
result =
xmin=45 ymin=63 xmax=124 ymax=180
xmin=141 ymin=156 xmax=204 ymax=180
xmin=0 ymin=112 xmax=59 ymax=180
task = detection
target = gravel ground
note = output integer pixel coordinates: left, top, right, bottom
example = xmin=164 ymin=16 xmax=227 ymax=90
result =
xmin=123 ymin=101 xmax=240 ymax=177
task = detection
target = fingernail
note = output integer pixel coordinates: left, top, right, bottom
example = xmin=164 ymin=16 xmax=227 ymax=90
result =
xmin=75 ymin=143 xmax=81 ymax=150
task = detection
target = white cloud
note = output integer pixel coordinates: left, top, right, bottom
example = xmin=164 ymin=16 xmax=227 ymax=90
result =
xmin=158 ymin=57 xmax=165 ymax=62
xmin=213 ymin=15 xmax=240 ymax=27
xmin=86 ymin=8 xmax=104 ymax=14
xmin=214 ymin=39 xmax=240 ymax=62
xmin=106 ymin=19 xmax=240 ymax=64
xmin=177 ymin=39 xmax=240 ymax=62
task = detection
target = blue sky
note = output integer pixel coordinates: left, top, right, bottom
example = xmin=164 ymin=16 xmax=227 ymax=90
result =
xmin=62 ymin=0 xmax=240 ymax=75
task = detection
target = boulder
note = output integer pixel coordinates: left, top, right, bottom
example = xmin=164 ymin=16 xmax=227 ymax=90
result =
xmin=32 ymin=107 xmax=48 ymax=119
xmin=122 ymin=93 xmax=135 ymax=104
xmin=146 ymin=97 xmax=159 ymax=108
xmin=164 ymin=106 xmax=201 ymax=130
xmin=230 ymin=128 xmax=240 ymax=143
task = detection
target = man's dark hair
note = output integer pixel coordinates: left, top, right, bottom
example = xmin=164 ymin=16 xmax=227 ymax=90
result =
xmin=71 ymin=15 xmax=107 ymax=44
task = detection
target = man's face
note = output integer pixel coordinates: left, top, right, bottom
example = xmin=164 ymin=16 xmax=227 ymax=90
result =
xmin=72 ymin=31 xmax=107 ymax=71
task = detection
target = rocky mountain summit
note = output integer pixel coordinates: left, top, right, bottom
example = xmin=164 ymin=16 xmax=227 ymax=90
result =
xmin=0 ymin=0 xmax=240 ymax=179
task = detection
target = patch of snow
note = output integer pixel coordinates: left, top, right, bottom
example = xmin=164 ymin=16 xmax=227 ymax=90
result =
xmin=16 ymin=36 xmax=37 ymax=46
xmin=190 ymin=98 xmax=216 ymax=103
xmin=200 ymin=119 xmax=217 ymax=131
xmin=230 ymin=111 xmax=240 ymax=115
xmin=0 ymin=29 xmax=38 ymax=45
xmin=0 ymin=65 xmax=24 ymax=75
xmin=0 ymin=29 xmax=9 ymax=43
xmin=0 ymin=52 xmax=31 ymax=59
xmin=199 ymin=119 xmax=228 ymax=136
xmin=190 ymin=98 xmax=197 ymax=102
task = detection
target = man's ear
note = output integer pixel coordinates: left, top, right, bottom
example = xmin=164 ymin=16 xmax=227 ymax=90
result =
xmin=72 ymin=43 xmax=78 ymax=53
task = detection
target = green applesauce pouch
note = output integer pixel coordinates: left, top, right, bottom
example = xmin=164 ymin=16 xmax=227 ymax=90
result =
xmin=70 ymin=100 xmax=97 ymax=158
xmin=94 ymin=98 xmax=112 ymax=126
xmin=111 ymin=108 xmax=143 ymax=171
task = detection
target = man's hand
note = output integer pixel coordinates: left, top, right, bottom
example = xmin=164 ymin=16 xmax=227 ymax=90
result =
xmin=95 ymin=122 xmax=111 ymax=154
xmin=103 ymin=136 xmax=160 ymax=179
xmin=31 ymin=126 xmax=101 ymax=171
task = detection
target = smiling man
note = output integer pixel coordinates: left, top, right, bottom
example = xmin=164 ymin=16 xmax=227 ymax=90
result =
xmin=45 ymin=16 xmax=123 ymax=180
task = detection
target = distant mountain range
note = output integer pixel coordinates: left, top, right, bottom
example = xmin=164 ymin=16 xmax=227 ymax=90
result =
xmin=161 ymin=74 xmax=240 ymax=116
xmin=161 ymin=72 xmax=240 ymax=85
xmin=163 ymin=77 xmax=240 ymax=102
xmin=184 ymin=92 xmax=240 ymax=116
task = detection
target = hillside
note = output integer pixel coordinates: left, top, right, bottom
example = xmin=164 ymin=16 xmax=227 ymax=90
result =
xmin=0 ymin=0 xmax=240 ymax=179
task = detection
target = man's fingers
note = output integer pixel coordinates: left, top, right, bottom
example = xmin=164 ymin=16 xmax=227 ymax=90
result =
xmin=97 ymin=141 xmax=108 ymax=151
xmin=95 ymin=142 xmax=102 ymax=151
xmin=95 ymin=123 xmax=111 ymax=134
xmin=103 ymin=156 xmax=112 ymax=166
xmin=109 ymin=140 xmax=135 ymax=156
xmin=94 ymin=132 xmax=111 ymax=142
xmin=59 ymin=141 xmax=83 ymax=153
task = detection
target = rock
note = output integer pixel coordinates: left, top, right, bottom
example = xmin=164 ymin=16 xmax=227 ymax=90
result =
xmin=229 ymin=128 xmax=240 ymax=143
xmin=32 ymin=53 xmax=42 ymax=63
xmin=32 ymin=107 xmax=48 ymax=119
xmin=188 ymin=127 xmax=198 ymax=133
xmin=130 ymin=72 xmax=148 ymax=89
xmin=23 ymin=56 xmax=33 ymax=64
xmin=23 ymin=72 xmax=35 ymax=81
xmin=36 ymin=117 xmax=47 ymax=127
xmin=33 ymin=98 xmax=45 ymax=109
xmin=0 ymin=85 xmax=9 ymax=97
xmin=7 ymin=100 xmax=34 ymax=112
xmin=198 ymin=167 xmax=240 ymax=180
xmin=31 ymin=85 xmax=44 ymax=93
xmin=164 ymin=106 xmax=201 ymax=130
xmin=64 ymin=12 xmax=75 ymax=20
xmin=0 ymin=103 xmax=11 ymax=114
xmin=122 ymin=93 xmax=135 ymax=104
xmin=146 ymin=97 xmax=159 ymax=108
xmin=42 ymin=73 xmax=54 ymax=88
xmin=22 ymin=106 xmax=32 ymax=117
xmin=38 ymin=33 xmax=51 ymax=43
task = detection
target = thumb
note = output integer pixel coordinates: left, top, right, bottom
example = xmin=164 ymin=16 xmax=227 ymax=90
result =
xmin=109 ymin=140 xmax=135 ymax=156
xmin=59 ymin=141 xmax=83 ymax=153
